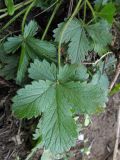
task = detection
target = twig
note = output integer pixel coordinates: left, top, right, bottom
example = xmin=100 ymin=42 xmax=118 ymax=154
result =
xmin=109 ymin=62 xmax=120 ymax=91
xmin=113 ymin=106 xmax=120 ymax=160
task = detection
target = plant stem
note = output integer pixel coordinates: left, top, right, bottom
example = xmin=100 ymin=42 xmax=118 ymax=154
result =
xmin=83 ymin=0 xmax=87 ymax=22
xmin=86 ymin=0 xmax=96 ymax=19
xmin=0 ymin=0 xmax=33 ymax=13
xmin=21 ymin=0 xmax=35 ymax=32
xmin=1 ymin=8 xmax=27 ymax=32
xmin=58 ymin=0 xmax=83 ymax=69
xmin=0 ymin=12 xmax=8 ymax=19
xmin=41 ymin=0 xmax=61 ymax=40
xmin=0 ymin=0 xmax=33 ymax=19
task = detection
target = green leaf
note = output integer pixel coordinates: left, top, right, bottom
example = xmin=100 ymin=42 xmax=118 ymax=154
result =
xmin=94 ymin=0 xmax=109 ymax=11
xmin=86 ymin=20 xmax=112 ymax=54
xmin=41 ymin=150 xmax=55 ymax=160
xmin=12 ymin=80 xmax=53 ymax=118
xmin=4 ymin=36 xmax=23 ymax=54
xmin=26 ymin=38 xmax=56 ymax=59
xmin=29 ymin=59 xmax=57 ymax=81
xmin=64 ymin=81 xmax=107 ymax=114
xmin=53 ymin=18 xmax=112 ymax=63
xmin=97 ymin=3 xmax=116 ymax=23
xmin=12 ymin=60 xmax=108 ymax=153
xmin=23 ymin=21 xmax=38 ymax=38
xmin=3 ymin=20 xmax=56 ymax=84
xmin=53 ymin=18 xmax=91 ymax=63
xmin=5 ymin=0 xmax=15 ymax=15
xmin=91 ymin=71 xmax=109 ymax=91
xmin=58 ymin=64 xmax=89 ymax=83
xmin=110 ymin=83 xmax=120 ymax=95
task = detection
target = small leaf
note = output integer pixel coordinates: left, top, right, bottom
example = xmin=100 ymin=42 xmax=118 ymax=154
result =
xmin=97 ymin=3 xmax=116 ymax=23
xmin=4 ymin=36 xmax=23 ymax=54
xmin=86 ymin=20 xmax=112 ymax=54
xmin=94 ymin=0 xmax=109 ymax=11
xmin=23 ymin=21 xmax=38 ymax=38
xmin=5 ymin=0 xmax=15 ymax=15
xmin=54 ymin=18 xmax=91 ymax=63
xmin=110 ymin=83 xmax=120 ymax=95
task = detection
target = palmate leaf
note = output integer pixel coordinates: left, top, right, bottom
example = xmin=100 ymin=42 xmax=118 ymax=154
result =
xmin=53 ymin=18 xmax=91 ymax=63
xmin=3 ymin=20 xmax=56 ymax=84
xmin=86 ymin=20 xmax=112 ymax=53
xmin=53 ymin=18 xmax=112 ymax=63
xmin=12 ymin=60 xmax=108 ymax=153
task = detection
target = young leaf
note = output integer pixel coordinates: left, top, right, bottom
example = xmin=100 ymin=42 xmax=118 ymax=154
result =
xmin=5 ymin=0 xmax=15 ymax=15
xmin=53 ymin=18 xmax=112 ymax=63
xmin=97 ymin=3 xmax=116 ymax=23
xmin=12 ymin=59 xmax=108 ymax=153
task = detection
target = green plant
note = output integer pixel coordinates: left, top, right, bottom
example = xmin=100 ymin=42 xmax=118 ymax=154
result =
xmin=0 ymin=0 xmax=119 ymax=159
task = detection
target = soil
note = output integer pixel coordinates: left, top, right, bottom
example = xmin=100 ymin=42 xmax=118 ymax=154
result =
xmin=85 ymin=93 xmax=120 ymax=160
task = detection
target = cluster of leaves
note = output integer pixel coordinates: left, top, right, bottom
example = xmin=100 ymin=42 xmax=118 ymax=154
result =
xmin=0 ymin=0 xmax=119 ymax=158
xmin=2 ymin=21 xmax=56 ymax=84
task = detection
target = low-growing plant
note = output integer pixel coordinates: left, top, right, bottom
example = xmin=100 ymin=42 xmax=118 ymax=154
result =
xmin=0 ymin=0 xmax=120 ymax=159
